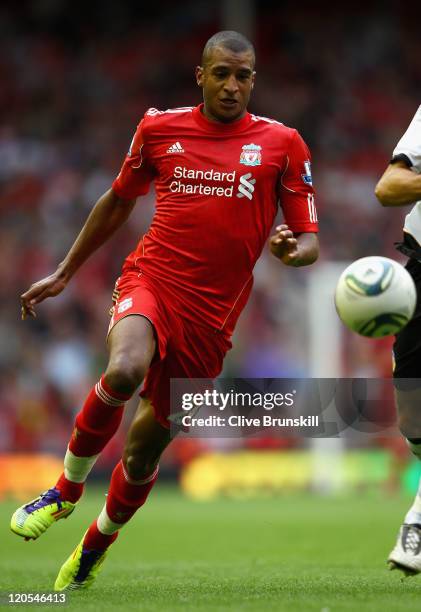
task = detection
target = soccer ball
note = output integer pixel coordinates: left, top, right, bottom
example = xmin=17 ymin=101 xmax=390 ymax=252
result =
xmin=334 ymin=256 xmax=417 ymax=338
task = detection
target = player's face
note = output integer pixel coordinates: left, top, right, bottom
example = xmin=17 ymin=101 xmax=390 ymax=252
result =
xmin=196 ymin=46 xmax=255 ymax=123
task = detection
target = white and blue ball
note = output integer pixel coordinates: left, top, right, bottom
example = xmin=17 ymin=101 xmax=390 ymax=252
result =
xmin=335 ymin=256 xmax=417 ymax=338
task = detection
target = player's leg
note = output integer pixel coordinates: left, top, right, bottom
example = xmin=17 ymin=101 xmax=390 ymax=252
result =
xmin=388 ymin=385 xmax=421 ymax=575
xmin=54 ymin=397 xmax=172 ymax=590
xmin=54 ymin=318 xmax=231 ymax=590
xmin=388 ymin=264 xmax=421 ymax=575
xmin=63 ymin=320 xmax=229 ymax=559
xmin=11 ymin=315 xmax=156 ymax=541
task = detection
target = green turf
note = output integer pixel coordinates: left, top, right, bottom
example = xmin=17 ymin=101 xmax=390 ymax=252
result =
xmin=1 ymin=487 xmax=421 ymax=611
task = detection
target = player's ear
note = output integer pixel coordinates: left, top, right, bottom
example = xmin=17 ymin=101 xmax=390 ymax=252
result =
xmin=196 ymin=65 xmax=204 ymax=87
xmin=251 ymin=71 xmax=256 ymax=89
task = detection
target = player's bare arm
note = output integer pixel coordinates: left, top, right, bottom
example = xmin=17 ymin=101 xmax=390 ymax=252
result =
xmin=375 ymin=160 xmax=421 ymax=206
xmin=21 ymin=188 xmax=136 ymax=319
xmin=269 ymin=224 xmax=319 ymax=266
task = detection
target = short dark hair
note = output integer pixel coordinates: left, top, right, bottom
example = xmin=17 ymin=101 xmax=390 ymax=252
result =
xmin=201 ymin=31 xmax=255 ymax=67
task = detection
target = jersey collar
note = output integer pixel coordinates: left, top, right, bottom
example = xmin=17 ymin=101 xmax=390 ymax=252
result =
xmin=192 ymin=103 xmax=251 ymax=134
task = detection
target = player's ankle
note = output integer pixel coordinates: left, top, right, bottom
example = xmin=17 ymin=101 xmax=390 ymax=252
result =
xmin=55 ymin=473 xmax=84 ymax=504
xmin=83 ymin=521 xmax=119 ymax=551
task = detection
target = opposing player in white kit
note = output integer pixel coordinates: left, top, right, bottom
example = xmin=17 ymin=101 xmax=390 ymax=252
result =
xmin=376 ymin=105 xmax=421 ymax=575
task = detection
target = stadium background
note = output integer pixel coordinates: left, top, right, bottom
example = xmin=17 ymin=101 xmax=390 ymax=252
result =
xmin=2 ymin=2 xmax=421 ymax=609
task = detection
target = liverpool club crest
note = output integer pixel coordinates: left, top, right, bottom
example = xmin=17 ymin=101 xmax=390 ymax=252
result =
xmin=240 ymin=143 xmax=262 ymax=166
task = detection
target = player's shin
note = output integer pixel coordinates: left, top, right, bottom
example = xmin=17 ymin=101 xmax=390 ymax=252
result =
xmin=56 ymin=376 xmax=132 ymax=502
xmin=404 ymin=438 xmax=421 ymax=524
xmin=83 ymin=459 xmax=159 ymax=551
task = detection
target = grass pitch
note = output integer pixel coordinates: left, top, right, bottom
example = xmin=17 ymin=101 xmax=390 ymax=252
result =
xmin=1 ymin=486 xmax=421 ymax=611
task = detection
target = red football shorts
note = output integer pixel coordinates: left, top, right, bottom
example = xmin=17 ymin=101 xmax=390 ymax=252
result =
xmin=108 ymin=267 xmax=232 ymax=428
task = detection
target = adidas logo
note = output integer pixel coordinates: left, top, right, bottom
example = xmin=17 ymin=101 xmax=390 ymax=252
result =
xmin=167 ymin=141 xmax=184 ymax=154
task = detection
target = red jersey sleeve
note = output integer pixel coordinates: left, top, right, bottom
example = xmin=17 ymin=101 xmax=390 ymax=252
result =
xmin=279 ymin=129 xmax=318 ymax=233
xmin=112 ymin=118 xmax=154 ymax=199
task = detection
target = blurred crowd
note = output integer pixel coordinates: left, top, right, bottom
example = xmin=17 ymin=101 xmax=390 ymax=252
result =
xmin=1 ymin=1 xmax=419 ymax=462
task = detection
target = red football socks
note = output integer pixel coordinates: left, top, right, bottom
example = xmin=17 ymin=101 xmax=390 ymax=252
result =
xmin=106 ymin=460 xmax=159 ymax=524
xmin=69 ymin=375 xmax=131 ymax=457
xmin=55 ymin=472 xmax=84 ymax=504
xmin=83 ymin=522 xmax=119 ymax=551
xmin=55 ymin=376 xmax=132 ymax=503
xmin=82 ymin=460 xmax=159 ymax=552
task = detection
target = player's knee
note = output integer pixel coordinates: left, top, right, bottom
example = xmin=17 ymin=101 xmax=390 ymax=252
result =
xmin=123 ymin=443 xmax=161 ymax=480
xmin=124 ymin=453 xmax=159 ymax=481
xmin=105 ymin=354 xmax=147 ymax=395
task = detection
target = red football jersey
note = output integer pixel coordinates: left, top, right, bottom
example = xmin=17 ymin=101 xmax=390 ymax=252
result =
xmin=112 ymin=104 xmax=318 ymax=336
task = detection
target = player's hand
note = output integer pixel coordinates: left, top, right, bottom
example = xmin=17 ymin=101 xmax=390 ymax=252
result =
xmin=269 ymin=224 xmax=299 ymax=265
xmin=20 ymin=271 xmax=68 ymax=320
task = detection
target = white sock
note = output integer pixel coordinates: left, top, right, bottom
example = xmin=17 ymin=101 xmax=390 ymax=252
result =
xmin=97 ymin=504 xmax=123 ymax=535
xmin=64 ymin=447 xmax=99 ymax=483
xmin=404 ymin=440 xmax=421 ymax=524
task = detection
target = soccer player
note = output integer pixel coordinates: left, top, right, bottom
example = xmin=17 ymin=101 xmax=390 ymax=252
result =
xmin=12 ymin=31 xmax=319 ymax=590
xmin=375 ymin=105 xmax=421 ymax=575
